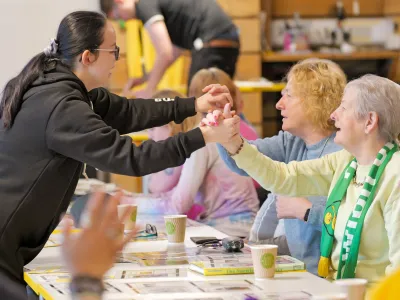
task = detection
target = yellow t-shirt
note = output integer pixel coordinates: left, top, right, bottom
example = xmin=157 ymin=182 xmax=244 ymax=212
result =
xmin=233 ymin=142 xmax=400 ymax=283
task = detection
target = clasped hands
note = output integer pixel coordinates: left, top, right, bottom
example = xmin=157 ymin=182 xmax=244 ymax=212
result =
xmin=198 ymin=87 xmax=242 ymax=154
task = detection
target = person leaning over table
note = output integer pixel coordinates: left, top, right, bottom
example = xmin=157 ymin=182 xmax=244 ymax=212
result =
xmin=0 ymin=10 xmax=237 ymax=298
xmin=100 ymin=0 xmax=241 ymax=98
xmin=217 ymin=58 xmax=346 ymax=275
xmin=201 ymin=74 xmax=400 ymax=283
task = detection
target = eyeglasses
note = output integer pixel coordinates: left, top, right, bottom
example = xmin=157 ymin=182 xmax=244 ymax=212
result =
xmin=94 ymin=45 xmax=120 ymax=61
xmin=135 ymin=224 xmax=158 ymax=238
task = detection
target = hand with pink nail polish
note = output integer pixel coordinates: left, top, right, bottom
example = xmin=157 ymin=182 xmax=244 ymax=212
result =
xmin=199 ymin=103 xmax=241 ymax=145
xmin=199 ymin=103 xmax=242 ymax=152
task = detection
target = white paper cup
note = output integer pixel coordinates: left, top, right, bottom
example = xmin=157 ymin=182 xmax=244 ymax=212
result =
xmin=335 ymin=278 xmax=367 ymax=300
xmin=117 ymin=204 xmax=137 ymax=231
xmin=164 ymin=215 xmax=187 ymax=243
xmin=249 ymin=244 xmax=278 ymax=279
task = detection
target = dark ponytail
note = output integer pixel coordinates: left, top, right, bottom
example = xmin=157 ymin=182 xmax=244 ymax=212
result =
xmin=0 ymin=11 xmax=106 ymax=129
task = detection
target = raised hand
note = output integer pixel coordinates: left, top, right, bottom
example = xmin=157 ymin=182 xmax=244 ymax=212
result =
xmin=198 ymin=103 xmax=243 ymax=154
xmin=198 ymin=103 xmax=241 ymax=148
xmin=62 ymin=191 xmax=137 ymax=279
xmin=200 ymin=103 xmax=235 ymax=126
xmin=223 ymin=101 xmax=234 ymax=119
xmin=195 ymin=84 xmax=234 ymax=113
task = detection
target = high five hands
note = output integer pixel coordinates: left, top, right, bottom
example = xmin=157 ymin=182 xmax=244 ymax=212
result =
xmin=195 ymin=84 xmax=234 ymax=113
xmin=198 ymin=102 xmax=244 ymax=154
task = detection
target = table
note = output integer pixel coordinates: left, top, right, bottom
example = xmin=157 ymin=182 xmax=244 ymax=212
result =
xmin=25 ymin=215 xmax=342 ymax=300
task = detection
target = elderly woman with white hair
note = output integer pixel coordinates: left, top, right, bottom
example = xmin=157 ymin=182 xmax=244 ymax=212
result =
xmin=203 ymin=74 xmax=400 ymax=283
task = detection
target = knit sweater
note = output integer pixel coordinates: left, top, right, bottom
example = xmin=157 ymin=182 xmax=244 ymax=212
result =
xmin=218 ymin=131 xmax=341 ymax=274
xmin=233 ymin=141 xmax=400 ymax=283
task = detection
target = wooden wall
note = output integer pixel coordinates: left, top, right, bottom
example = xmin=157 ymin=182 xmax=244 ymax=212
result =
xmin=270 ymin=0 xmax=384 ymax=17
xmin=217 ymin=0 xmax=264 ymax=136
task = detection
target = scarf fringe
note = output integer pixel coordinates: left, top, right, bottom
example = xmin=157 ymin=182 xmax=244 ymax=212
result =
xmin=318 ymin=256 xmax=330 ymax=277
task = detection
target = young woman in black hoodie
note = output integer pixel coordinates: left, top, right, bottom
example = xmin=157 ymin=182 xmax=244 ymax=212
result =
xmin=0 ymin=10 xmax=239 ymax=297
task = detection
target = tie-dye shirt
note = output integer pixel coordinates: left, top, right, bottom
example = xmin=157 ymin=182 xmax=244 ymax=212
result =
xmin=125 ymin=143 xmax=259 ymax=237
xmin=146 ymin=118 xmax=258 ymax=194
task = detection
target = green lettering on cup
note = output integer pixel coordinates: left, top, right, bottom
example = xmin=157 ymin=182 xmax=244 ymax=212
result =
xmin=130 ymin=208 xmax=137 ymax=222
xmin=260 ymin=253 xmax=275 ymax=269
xmin=165 ymin=221 xmax=176 ymax=235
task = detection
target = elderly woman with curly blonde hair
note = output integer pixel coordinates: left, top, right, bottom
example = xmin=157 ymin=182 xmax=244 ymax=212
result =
xmin=218 ymin=58 xmax=346 ymax=275
xmin=209 ymin=74 xmax=400 ymax=283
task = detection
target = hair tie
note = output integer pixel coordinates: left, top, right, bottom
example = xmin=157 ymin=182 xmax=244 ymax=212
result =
xmin=43 ymin=38 xmax=59 ymax=57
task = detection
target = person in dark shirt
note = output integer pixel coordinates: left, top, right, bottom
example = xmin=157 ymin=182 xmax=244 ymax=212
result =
xmin=0 ymin=10 xmax=238 ymax=297
xmin=101 ymin=0 xmax=240 ymax=98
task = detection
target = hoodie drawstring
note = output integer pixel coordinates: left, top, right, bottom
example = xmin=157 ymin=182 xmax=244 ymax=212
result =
xmin=82 ymin=101 xmax=94 ymax=180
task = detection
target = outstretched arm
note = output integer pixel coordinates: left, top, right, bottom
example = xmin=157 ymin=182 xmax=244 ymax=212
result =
xmin=89 ymin=85 xmax=233 ymax=134
xmin=233 ymin=141 xmax=340 ymax=197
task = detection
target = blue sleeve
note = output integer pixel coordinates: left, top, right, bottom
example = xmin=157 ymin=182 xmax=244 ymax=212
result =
xmin=217 ymin=143 xmax=249 ymax=176
xmin=306 ymin=196 xmax=327 ymax=230
xmin=249 ymin=194 xmax=279 ymax=242
xmin=217 ymin=131 xmax=288 ymax=176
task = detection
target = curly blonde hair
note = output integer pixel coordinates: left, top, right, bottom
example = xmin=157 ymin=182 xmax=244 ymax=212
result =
xmin=286 ymin=58 xmax=347 ymax=132
xmin=152 ymin=89 xmax=202 ymax=134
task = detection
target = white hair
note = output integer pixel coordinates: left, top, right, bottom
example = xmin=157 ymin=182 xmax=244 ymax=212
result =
xmin=345 ymin=74 xmax=400 ymax=143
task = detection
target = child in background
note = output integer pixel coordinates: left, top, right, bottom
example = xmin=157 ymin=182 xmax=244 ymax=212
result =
xmin=190 ymin=68 xmax=261 ymax=191
xmin=145 ymin=93 xmax=186 ymax=194
xmin=124 ymin=89 xmax=259 ymax=237
xmin=190 ymin=68 xmax=259 ymax=141
xmin=236 ymin=87 xmax=259 ymax=141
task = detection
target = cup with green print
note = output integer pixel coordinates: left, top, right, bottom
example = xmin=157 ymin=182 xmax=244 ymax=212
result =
xmin=249 ymin=244 xmax=278 ymax=279
xmin=164 ymin=215 xmax=187 ymax=243
xmin=117 ymin=204 xmax=138 ymax=231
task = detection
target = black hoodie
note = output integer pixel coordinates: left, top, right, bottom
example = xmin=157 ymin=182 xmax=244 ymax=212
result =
xmin=0 ymin=63 xmax=205 ymax=286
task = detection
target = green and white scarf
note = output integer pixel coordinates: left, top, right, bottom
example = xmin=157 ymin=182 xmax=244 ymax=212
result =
xmin=318 ymin=142 xmax=398 ymax=279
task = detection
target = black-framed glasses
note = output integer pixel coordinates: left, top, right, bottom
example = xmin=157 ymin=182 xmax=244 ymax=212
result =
xmin=94 ymin=45 xmax=120 ymax=61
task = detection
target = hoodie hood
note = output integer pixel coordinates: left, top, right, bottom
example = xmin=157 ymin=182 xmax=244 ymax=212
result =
xmin=23 ymin=61 xmax=89 ymax=102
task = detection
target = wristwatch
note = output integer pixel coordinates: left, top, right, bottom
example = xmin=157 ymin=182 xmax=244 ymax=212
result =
xmin=70 ymin=275 xmax=104 ymax=298
xmin=303 ymin=208 xmax=311 ymax=222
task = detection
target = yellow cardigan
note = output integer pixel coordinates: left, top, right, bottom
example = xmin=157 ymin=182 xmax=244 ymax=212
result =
xmin=370 ymin=267 xmax=400 ymax=299
xmin=233 ymin=142 xmax=400 ymax=283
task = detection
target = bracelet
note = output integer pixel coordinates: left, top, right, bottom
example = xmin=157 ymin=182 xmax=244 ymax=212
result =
xmin=227 ymin=137 xmax=244 ymax=157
